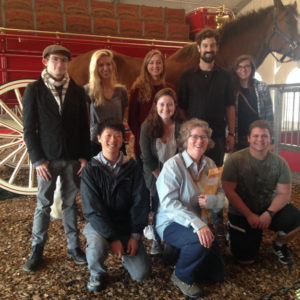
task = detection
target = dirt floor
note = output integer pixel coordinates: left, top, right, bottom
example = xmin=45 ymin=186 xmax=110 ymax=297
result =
xmin=0 ymin=185 xmax=300 ymax=300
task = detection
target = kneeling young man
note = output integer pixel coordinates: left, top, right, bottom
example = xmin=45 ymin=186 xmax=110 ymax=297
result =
xmin=222 ymin=120 xmax=300 ymax=265
xmin=81 ymin=119 xmax=151 ymax=292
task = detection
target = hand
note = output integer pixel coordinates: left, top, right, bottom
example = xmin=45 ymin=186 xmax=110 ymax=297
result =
xmin=225 ymin=135 xmax=234 ymax=153
xmin=258 ymin=212 xmax=272 ymax=230
xmin=197 ymin=225 xmax=214 ymax=248
xmin=110 ymin=240 xmax=124 ymax=258
xmin=152 ymin=169 xmax=160 ymax=179
xmin=198 ymin=194 xmax=207 ymax=208
xmin=246 ymin=212 xmax=260 ymax=229
xmin=36 ymin=160 xmax=51 ymax=181
xmin=77 ymin=158 xmax=87 ymax=176
xmin=126 ymin=237 xmax=138 ymax=256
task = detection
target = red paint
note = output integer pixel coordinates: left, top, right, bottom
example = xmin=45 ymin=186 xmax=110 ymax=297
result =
xmin=280 ymin=150 xmax=300 ymax=173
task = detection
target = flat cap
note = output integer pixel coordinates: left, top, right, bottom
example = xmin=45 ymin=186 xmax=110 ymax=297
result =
xmin=42 ymin=44 xmax=71 ymax=60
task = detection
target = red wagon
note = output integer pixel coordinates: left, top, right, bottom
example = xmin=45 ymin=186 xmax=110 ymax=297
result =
xmin=0 ymin=5 xmax=231 ymax=195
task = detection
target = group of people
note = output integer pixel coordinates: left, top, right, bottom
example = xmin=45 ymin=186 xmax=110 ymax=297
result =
xmin=21 ymin=27 xmax=300 ymax=299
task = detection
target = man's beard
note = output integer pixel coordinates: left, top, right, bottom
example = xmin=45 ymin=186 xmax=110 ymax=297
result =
xmin=200 ymin=52 xmax=216 ymax=63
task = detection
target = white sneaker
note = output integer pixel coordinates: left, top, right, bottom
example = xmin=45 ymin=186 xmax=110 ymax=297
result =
xmin=143 ymin=225 xmax=155 ymax=240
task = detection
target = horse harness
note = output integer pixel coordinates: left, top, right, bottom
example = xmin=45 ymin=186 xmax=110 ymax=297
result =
xmin=267 ymin=0 xmax=300 ymax=63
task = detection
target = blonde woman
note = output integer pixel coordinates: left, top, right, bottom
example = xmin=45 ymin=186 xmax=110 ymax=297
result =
xmin=128 ymin=50 xmax=175 ymax=165
xmin=86 ymin=49 xmax=128 ymax=156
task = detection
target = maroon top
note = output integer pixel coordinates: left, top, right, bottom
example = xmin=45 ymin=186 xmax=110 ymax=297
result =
xmin=128 ymin=82 xmax=175 ymax=155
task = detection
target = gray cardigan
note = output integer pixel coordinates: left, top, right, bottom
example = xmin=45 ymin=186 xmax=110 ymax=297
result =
xmin=139 ymin=121 xmax=181 ymax=196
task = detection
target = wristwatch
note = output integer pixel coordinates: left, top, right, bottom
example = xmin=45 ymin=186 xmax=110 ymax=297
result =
xmin=266 ymin=209 xmax=275 ymax=218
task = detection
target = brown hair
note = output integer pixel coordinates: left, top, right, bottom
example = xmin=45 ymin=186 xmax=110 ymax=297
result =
xmin=195 ymin=28 xmax=220 ymax=46
xmin=131 ymin=50 xmax=166 ymax=103
xmin=232 ymin=54 xmax=256 ymax=89
xmin=248 ymin=120 xmax=272 ymax=136
xmin=146 ymin=88 xmax=180 ymax=138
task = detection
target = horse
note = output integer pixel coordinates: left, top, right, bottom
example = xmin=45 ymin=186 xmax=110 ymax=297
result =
xmin=68 ymin=0 xmax=300 ymax=89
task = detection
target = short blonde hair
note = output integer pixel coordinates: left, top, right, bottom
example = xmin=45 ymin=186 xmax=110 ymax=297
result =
xmin=177 ymin=118 xmax=215 ymax=152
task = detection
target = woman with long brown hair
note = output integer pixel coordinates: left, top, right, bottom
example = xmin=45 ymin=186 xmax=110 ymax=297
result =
xmin=128 ymin=49 xmax=175 ymax=165
xmin=140 ymin=88 xmax=181 ymax=254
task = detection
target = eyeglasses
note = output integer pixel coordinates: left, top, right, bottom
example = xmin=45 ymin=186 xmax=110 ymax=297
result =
xmin=49 ymin=56 xmax=69 ymax=64
xmin=189 ymin=134 xmax=208 ymax=141
xmin=237 ymin=64 xmax=251 ymax=71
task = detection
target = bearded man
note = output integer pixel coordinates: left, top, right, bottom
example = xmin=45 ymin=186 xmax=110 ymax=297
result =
xmin=178 ymin=28 xmax=235 ymax=166
xmin=178 ymin=28 xmax=235 ymax=234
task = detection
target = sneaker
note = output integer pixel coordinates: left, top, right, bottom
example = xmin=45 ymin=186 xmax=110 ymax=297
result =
xmin=273 ymin=242 xmax=294 ymax=265
xmin=23 ymin=244 xmax=44 ymax=272
xmin=87 ymin=275 xmax=104 ymax=292
xmin=150 ymin=240 xmax=163 ymax=255
xmin=171 ymin=271 xmax=204 ymax=299
xmin=67 ymin=247 xmax=87 ymax=265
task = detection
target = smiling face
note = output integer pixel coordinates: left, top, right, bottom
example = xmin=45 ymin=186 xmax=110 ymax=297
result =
xmin=186 ymin=126 xmax=209 ymax=162
xmin=97 ymin=55 xmax=113 ymax=80
xmin=248 ymin=127 xmax=271 ymax=156
xmin=236 ymin=59 xmax=252 ymax=82
xmin=156 ymin=95 xmax=176 ymax=122
xmin=197 ymin=37 xmax=218 ymax=63
xmin=43 ymin=53 xmax=69 ymax=80
xmin=97 ymin=128 xmax=123 ymax=157
xmin=147 ymin=54 xmax=163 ymax=80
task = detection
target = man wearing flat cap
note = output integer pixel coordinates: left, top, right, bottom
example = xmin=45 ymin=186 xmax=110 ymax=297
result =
xmin=22 ymin=44 xmax=90 ymax=272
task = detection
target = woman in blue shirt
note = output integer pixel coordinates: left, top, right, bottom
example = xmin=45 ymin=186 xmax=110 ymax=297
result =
xmin=156 ymin=118 xmax=225 ymax=299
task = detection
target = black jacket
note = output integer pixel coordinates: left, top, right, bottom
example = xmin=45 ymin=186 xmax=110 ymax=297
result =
xmin=81 ymin=157 xmax=149 ymax=241
xmin=22 ymin=77 xmax=90 ymax=164
xmin=178 ymin=65 xmax=235 ymax=137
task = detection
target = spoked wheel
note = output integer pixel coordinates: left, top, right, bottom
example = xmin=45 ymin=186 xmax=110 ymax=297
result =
xmin=0 ymin=79 xmax=38 ymax=195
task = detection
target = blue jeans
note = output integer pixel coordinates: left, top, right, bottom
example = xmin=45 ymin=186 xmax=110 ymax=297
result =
xmin=163 ymin=222 xmax=225 ymax=285
xmin=31 ymin=159 xmax=80 ymax=249
xmin=84 ymin=223 xmax=151 ymax=281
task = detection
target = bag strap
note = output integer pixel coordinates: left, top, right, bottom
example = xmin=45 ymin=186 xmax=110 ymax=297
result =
xmin=237 ymin=89 xmax=259 ymax=116
xmin=179 ymin=153 xmax=203 ymax=183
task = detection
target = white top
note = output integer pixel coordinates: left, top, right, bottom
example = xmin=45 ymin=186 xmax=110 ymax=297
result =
xmin=156 ymin=129 xmax=177 ymax=164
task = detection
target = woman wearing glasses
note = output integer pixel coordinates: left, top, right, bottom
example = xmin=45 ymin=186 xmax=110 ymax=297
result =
xmin=155 ymin=119 xmax=225 ymax=299
xmin=232 ymin=55 xmax=274 ymax=150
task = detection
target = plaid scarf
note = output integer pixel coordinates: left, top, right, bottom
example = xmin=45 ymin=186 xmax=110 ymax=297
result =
xmin=41 ymin=69 xmax=70 ymax=115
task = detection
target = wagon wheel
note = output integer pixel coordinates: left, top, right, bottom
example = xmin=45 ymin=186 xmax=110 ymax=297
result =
xmin=0 ymin=79 xmax=38 ymax=195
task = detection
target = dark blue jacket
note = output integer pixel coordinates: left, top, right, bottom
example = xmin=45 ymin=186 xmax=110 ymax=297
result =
xmin=81 ymin=157 xmax=149 ymax=241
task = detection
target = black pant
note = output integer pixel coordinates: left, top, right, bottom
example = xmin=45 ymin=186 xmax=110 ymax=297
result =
xmin=205 ymin=136 xmax=225 ymax=167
